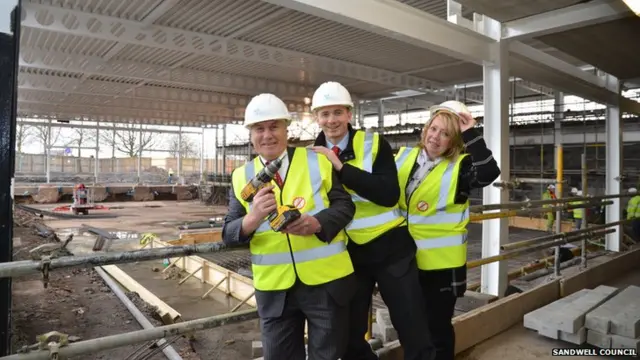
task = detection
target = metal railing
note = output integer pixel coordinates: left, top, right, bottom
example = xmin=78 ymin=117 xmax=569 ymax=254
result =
xmin=4 ymin=191 xmax=636 ymax=359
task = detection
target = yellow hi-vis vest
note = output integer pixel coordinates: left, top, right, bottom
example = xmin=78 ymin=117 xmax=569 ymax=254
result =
xmin=570 ymin=200 xmax=584 ymax=219
xmin=395 ymin=147 xmax=469 ymax=271
xmin=231 ymin=147 xmax=353 ymax=291
xmin=343 ymin=130 xmax=405 ymax=244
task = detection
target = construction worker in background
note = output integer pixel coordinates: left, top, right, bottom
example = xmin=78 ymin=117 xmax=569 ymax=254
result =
xmin=168 ymin=168 xmax=174 ymax=183
xmin=570 ymin=187 xmax=578 ymax=196
xmin=627 ymin=187 xmax=640 ymax=242
xmin=395 ymin=100 xmax=500 ymax=360
xmin=542 ymin=184 xmax=557 ymax=232
xmin=222 ymin=93 xmax=357 ymax=360
xmin=309 ymin=81 xmax=434 ymax=360
xmin=570 ymin=190 xmax=585 ymax=230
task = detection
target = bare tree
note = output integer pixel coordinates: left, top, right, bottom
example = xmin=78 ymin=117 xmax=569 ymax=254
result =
xmin=168 ymin=134 xmax=199 ymax=158
xmin=31 ymin=123 xmax=63 ymax=152
xmin=100 ymin=124 xmax=156 ymax=157
xmin=65 ymin=128 xmax=97 ymax=172
xmin=15 ymin=124 xmax=35 ymax=153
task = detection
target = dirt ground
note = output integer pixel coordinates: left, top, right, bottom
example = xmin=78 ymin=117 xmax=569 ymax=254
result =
xmin=10 ymin=209 xmax=201 ymax=359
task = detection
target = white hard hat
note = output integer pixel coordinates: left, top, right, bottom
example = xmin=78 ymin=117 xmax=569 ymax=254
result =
xmin=429 ymin=100 xmax=471 ymax=118
xmin=548 ymin=184 xmax=555 ymax=190
xmin=244 ymin=93 xmax=292 ymax=129
xmin=576 ymin=190 xmax=583 ymax=196
xmin=630 ymin=187 xmax=638 ymax=194
xmin=570 ymin=187 xmax=578 ymax=194
xmin=311 ymin=81 xmax=353 ymax=111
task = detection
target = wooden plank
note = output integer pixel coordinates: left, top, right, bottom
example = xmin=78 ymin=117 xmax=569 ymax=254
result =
xmin=172 ymin=230 xmax=222 ymax=245
xmin=151 ymin=238 xmax=256 ymax=307
xmin=100 ymin=264 xmax=182 ymax=324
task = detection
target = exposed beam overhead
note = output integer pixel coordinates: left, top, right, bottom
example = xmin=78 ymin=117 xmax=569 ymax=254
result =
xmin=18 ymin=89 xmax=239 ymax=119
xmin=262 ymin=0 xmax=496 ymax=64
xmin=21 ymin=3 xmax=466 ymax=100
xmin=17 ymin=120 xmax=204 ymax=134
xmin=17 ymin=72 xmax=306 ymax=110
xmin=502 ymin=0 xmax=632 ymax=41
xmin=18 ymin=49 xmax=312 ymax=106
xmin=17 ymin=101 xmax=241 ymax=127
xmin=509 ymin=42 xmax=640 ymax=115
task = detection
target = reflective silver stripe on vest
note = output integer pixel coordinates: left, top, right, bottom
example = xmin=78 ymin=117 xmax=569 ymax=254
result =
xmin=362 ymin=131 xmax=374 ymax=172
xmin=415 ymin=234 xmax=467 ymax=249
xmin=347 ymin=207 xmax=403 ymax=230
xmin=394 ymin=148 xmax=412 ymax=169
xmin=348 ymin=132 xmax=375 ymax=205
xmin=408 ymin=161 xmax=470 ymax=226
xmin=251 ymin=241 xmax=346 ymax=265
xmin=244 ymin=152 xmax=326 ymax=234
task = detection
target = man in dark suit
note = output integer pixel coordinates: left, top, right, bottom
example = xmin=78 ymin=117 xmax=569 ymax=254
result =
xmin=222 ymin=93 xmax=357 ymax=360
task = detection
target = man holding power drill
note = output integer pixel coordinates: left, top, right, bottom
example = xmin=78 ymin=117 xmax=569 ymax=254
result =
xmin=222 ymin=93 xmax=357 ymax=360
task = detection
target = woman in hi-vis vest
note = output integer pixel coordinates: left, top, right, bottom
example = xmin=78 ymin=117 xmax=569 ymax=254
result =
xmin=395 ymin=100 xmax=500 ymax=360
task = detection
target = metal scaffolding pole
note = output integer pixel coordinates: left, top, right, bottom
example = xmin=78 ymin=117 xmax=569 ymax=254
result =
xmin=581 ymin=153 xmax=589 ymax=267
xmin=469 ymin=193 xmax=633 ymax=213
xmin=177 ymin=126 xmax=182 ymax=179
xmin=500 ymin=219 xmax=633 ymax=251
xmin=137 ymin=124 xmax=142 ymax=183
xmin=200 ymin=128 xmax=205 ymax=183
xmin=94 ymin=121 xmax=99 ymax=184
xmin=1 ymin=309 xmax=259 ymax=360
xmin=468 ymin=228 xmax=614 ymax=269
xmin=470 ymin=200 xmax=612 ymax=222
xmin=553 ymin=145 xmax=564 ymax=276
xmin=0 ymin=2 xmax=20 ymax=355
xmin=0 ymin=242 xmax=230 ymax=280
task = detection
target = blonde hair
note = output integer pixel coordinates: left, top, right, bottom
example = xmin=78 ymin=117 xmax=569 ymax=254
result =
xmin=419 ymin=111 xmax=465 ymax=160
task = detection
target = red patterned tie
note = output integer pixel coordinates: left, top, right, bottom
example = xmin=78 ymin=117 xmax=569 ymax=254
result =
xmin=266 ymin=161 xmax=284 ymax=188
xmin=332 ymin=146 xmax=340 ymax=156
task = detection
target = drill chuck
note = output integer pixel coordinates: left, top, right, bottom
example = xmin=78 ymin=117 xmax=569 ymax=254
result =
xmin=241 ymin=157 xmax=283 ymax=202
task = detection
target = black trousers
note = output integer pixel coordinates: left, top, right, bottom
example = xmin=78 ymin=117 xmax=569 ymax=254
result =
xmin=419 ymin=273 xmax=457 ymax=360
xmin=342 ymin=254 xmax=434 ymax=360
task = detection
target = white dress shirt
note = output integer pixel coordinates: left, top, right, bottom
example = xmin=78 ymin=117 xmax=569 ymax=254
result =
xmin=326 ymin=133 xmax=349 ymax=154
xmin=259 ymin=150 xmax=289 ymax=182
xmin=405 ymin=148 xmax=442 ymax=199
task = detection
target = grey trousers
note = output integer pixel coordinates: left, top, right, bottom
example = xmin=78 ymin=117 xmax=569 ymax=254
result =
xmin=260 ymin=283 xmax=350 ymax=360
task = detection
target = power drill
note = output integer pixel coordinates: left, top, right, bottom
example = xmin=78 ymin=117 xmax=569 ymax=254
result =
xmin=240 ymin=158 xmax=301 ymax=232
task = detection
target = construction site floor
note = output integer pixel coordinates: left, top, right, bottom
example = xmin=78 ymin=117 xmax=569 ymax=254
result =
xmin=457 ymin=257 xmax=640 ymax=360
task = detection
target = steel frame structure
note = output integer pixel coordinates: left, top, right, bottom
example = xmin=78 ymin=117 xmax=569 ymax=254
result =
xmin=3 ymin=0 xmax=639 ymax=354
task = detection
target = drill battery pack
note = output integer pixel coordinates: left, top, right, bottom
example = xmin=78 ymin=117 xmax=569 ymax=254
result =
xmin=268 ymin=205 xmax=302 ymax=232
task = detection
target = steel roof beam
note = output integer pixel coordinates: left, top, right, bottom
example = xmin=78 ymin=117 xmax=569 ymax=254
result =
xmin=262 ymin=0 xmax=496 ymax=65
xmin=17 ymin=102 xmax=241 ymax=127
xmin=18 ymin=88 xmax=240 ymax=119
xmin=18 ymin=49 xmax=310 ymax=109
xmin=21 ymin=3 xmax=473 ymax=101
xmin=17 ymin=72 xmax=310 ymax=110
xmin=502 ymin=0 xmax=631 ymax=41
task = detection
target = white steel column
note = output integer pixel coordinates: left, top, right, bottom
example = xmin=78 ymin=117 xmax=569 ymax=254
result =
xmin=605 ymin=74 xmax=622 ymax=252
xmin=214 ymin=125 xmax=219 ymax=175
xmin=221 ymin=125 xmax=227 ymax=175
xmin=46 ymin=119 xmax=51 ymax=183
xmin=137 ymin=124 xmax=142 ymax=183
xmin=177 ymin=126 xmax=182 ymax=179
xmin=94 ymin=121 xmax=99 ymax=184
xmin=200 ymin=128 xmax=205 ymax=183
xmin=377 ymin=100 xmax=384 ymax=129
xmin=480 ymin=17 xmax=510 ymax=297
xmin=554 ymin=92 xmax=564 ymax=170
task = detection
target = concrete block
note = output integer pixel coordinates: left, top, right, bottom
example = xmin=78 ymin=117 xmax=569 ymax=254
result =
xmin=373 ymin=323 xmax=398 ymax=343
xmin=90 ymin=186 xmax=109 ymax=202
xmin=587 ymin=329 xmax=611 ymax=348
xmin=251 ymin=341 xmax=263 ymax=359
xmin=559 ymin=327 xmax=587 ymax=345
xmin=376 ymin=308 xmax=393 ymax=328
xmin=133 ymin=185 xmax=154 ymax=201
xmin=611 ymin=334 xmax=640 ymax=352
xmin=174 ymin=185 xmax=194 ymax=200
xmin=32 ymin=186 xmax=60 ymax=204
xmin=545 ymin=285 xmax=619 ymax=333
xmin=586 ymin=285 xmax=640 ymax=338
xmin=538 ymin=324 xmax=560 ymax=340
xmin=523 ymin=289 xmax=591 ymax=331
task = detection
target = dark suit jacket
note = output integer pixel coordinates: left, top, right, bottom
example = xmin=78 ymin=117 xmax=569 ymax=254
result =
xmin=314 ymin=124 xmax=417 ymax=267
xmin=222 ymin=146 xmax=357 ymax=318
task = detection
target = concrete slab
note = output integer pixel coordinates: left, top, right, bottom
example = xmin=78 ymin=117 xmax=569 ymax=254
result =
xmin=611 ymin=334 xmax=640 ymax=352
xmin=32 ymin=186 xmax=60 ymax=204
xmin=559 ymin=327 xmax=587 ymax=345
xmin=524 ymin=286 xmax=619 ymax=335
xmin=585 ymin=285 xmax=640 ymax=338
xmin=133 ymin=185 xmax=154 ymax=201
xmin=586 ymin=329 xmax=611 ymax=348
